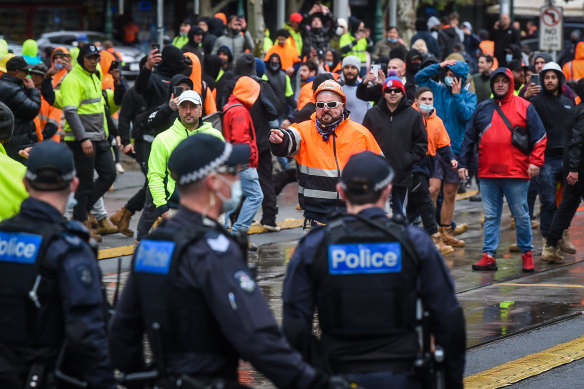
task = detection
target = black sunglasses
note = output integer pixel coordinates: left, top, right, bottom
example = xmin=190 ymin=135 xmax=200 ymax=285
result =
xmin=384 ymin=88 xmax=402 ymax=95
xmin=315 ymin=101 xmax=343 ymax=109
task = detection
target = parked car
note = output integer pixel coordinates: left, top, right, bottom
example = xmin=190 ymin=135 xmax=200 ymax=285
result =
xmin=37 ymin=31 xmax=144 ymax=78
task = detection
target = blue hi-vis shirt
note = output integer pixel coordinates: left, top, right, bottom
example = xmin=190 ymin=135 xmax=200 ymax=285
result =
xmin=328 ymin=242 xmax=402 ymax=275
xmin=0 ymin=231 xmax=42 ymax=264
xmin=134 ymin=240 xmax=176 ymax=274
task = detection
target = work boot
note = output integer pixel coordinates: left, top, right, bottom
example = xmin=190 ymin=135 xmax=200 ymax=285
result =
xmin=96 ymin=217 xmax=119 ymax=235
xmin=83 ymin=220 xmax=102 ymax=243
xmin=110 ymin=207 xmax=134 ymax=237
xmin=432 ymin=233 xmax=454 ymax=255
xmin=472 ymin=252 xmax=497 ymax=271
xmin=521 ymin=250 xmax=535 ymax=272
xmin=469 ymin=193 xmax=482 ymax=202
xmin=453 ymin=223 xmax=469 ymax=236
xmin=509 ymin=242 xmax=521 ymax=253
xmin=531 ymin=219 xmax=539 ymax=229
xmin=439 ymin=226 xmax=465 ymax=247
xmin=510 ymin=217 xmax=516 ymax=229
xmin=480 ymin=211 xmax=485 ymax=226
xmin=87 ymin=213 xmax=98 ymax=229
xmin=261 ymin=222 xmax=281 ymax=232
xmin=541 ymin=244 xmax=565 ymax=264
xmin=559 ymin=230 xmax=576 ymax=254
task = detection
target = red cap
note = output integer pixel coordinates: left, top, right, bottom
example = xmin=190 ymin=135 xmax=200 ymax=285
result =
xmin=382 ymin=77 xmax=405 ymax=96
xmin=290 ymin=13 xmax=303 ymax=23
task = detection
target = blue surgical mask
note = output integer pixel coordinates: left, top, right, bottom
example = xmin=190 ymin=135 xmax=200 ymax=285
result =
xmin=326 ymin=61 xmax=334 ymax=67
xmin=419 ymin=103 xmax=433 ymax=113
xmin=387 ymin=38 xmax=398 ymax=43
xmin=66 ymin=192 xmax=77 ymax=211
xmin=505 ymin=54 xmax=513 ymax=63
xmin=54 ymin=63 xmax=63 ymax=70
xmin=216 ymin=175 xmax=243 ymax=213
xmin=444 ymin=76 xmax=454 ymax=86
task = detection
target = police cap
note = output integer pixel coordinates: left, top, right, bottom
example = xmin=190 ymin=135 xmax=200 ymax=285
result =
xmin=341 ymin=151 xmax=394 ymax=193
xmin=169 ymin=133 xmax=250 ymax=186
xmin=25 ymin=140 xmax=76 ymax=191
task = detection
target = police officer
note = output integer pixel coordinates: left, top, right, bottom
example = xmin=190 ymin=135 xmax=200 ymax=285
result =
xmin=282 ymin=151 xmax=466 ymax=389
xmin=109 ymin=133 xmax=345 ymax=389
xmin=0 ymin=140 xmax=116 ymax=388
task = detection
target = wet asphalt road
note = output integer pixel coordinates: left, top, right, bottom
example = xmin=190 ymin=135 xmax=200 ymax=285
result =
xmin=99 ymin=159 xmax=584 ymax=388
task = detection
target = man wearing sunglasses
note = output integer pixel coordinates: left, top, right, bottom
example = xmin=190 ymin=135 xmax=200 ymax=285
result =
xmin=270 ymin=79 xmax=381 ymax=230
xmin=362 ymin=77 xmax=428 ymax=219
xmin=0 ymin=56 xmax=41 ymax=163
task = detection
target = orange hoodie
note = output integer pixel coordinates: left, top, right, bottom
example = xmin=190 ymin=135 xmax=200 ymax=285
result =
xmin=100 ymin=49 xmax=116 ymax=91
xmin=264 ymin=42 xmax=300 ymax=70
xmin=223 ymin=76 xmax=260 ymax=167
xmin=563 ymin=41 xmax=584 ymax=82
xmin=50 ymin=47 xmax=70 ymax=89
xmin=414 ymin=104 xmax=451 ymax=156
xmin=184 ymin=52 xmax=217 ymax=115
xmin=297 ymin=81 xmax=314 ymax=110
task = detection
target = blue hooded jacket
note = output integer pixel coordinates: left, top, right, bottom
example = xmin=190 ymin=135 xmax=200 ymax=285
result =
xmin=414 ymin=61 xmax=477 ymax=154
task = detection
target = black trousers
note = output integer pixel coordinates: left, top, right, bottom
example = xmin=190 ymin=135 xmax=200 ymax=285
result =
xmin=257 ymin=148 xmax=278 ymax=225
xmin=125 ymin=138 xmax=151 ymax=214
xmin=407 ymin=173 xmax=439 ymax=235
xmin=68 ymin=140 xmax=116 ymax=222
xmin=547 ymin=179 xmax=584 ymax=246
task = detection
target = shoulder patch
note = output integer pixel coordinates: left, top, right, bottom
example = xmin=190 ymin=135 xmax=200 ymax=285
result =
xmin=206 ymin=233 xmax=230 ymax=253
xmin=134 ymin=239 xmax=176 ymax=274
xmin=61 ymin=233 xmax=84 ymax=248
xmin=234 ymin=270 xmax=256 ymax=293
xmin=328 ymin=242 xmax=402 ymax=275
xmin=76 ymin=264 xmax=94 ymax=287
xmin=0 ymin=231 xmax=43 ymax=264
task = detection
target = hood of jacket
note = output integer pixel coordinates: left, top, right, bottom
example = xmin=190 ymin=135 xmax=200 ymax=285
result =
xmin=445 ymin=60 xmax=469 ymax=83
xmin=168 ymin=74 xmax=193 ymax=97
xmin=405 ymin=48 xmax=423 ymax=75
xmin=184 ymin=52 xmax=203 ymax=94
xmin=575 ymin=41 xmax=584 ymax=60
xmin=234 ymin=53 xmax=256 ymax=77
xmin=441 ymin=26 xmax=458 ymax=38
xmin=50 ymin=46 xmax=69 ymax=66
xmin=490 ymin=67 xmax=515 ymax=104
xmin=217 ymin=45 xmax=234 ymax=63
xmin=203 ymin=54 xmax=222 ymax=80
xmin=232 ymin=76 xmax=260 ymax=108
xmin=207 ymin=17 xmax=226 ymax=37
xmin=265 ymin=53 xmax=282 ymax=73
xmin=100 ymin=49 xmax=116 ymax=74
xmin=156 ymin=45 xmax=186 ymax=77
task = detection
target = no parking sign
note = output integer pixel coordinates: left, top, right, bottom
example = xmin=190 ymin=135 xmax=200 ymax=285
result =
xmin=539 ymin=6 xmax=563 ymax=51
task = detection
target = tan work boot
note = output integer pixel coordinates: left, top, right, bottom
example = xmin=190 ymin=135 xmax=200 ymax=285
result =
xmin=110 ymin=207 xmax=134 ymax=237
xmin=83 ymin=220 xmax=102 ymax=242
xmin=559 ymin=230 xmax=576 ymax=254
xmin=453 ymin=223 xmax=469 ymax=235
xmin=541 ymin=244 xmax=565 ymax=264
xmin=439 ymin=226 xmax=465 ymax=247
xmin=96 ymin=217 xmax=119 ymax=235
xmin=432 ymin=233 xmax=454 ymax=255
xmin=87 ymin=213 xmax=99 ymax=229
xmin=509 ymin=242 xmax=521 ymax=253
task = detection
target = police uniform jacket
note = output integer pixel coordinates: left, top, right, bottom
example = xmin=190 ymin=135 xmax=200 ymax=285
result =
xmin=108 ymin=205 xmax=321 ymax=389
xmin=282 ymin=207 xmax=466 ymax=389
xmin=0 ymin=197 xmax=116 ymax=388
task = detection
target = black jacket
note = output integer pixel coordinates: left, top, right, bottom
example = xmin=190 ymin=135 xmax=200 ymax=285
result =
xmin=565 ymin=102 xmax=584 ymax=175
xmin=438 ymin=27 xmax=461 ymax=60
xmin=530 ymin=88 xmax=575 ymax=157
xmin=118 ymin=86 xmax=148 ymax=146
xmin=362 ymin=98 xmax=428 ymax=186
xmin=356 ymin=79 xmax=415 ymax=105
xmin=0 ymin=74 xmax=41 ymax=160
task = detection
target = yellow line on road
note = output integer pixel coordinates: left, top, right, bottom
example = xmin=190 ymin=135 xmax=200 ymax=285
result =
xmin=456 ymin=189 xmax=478 ymax=201
xmin=97 ymin=218 xmax=305 ymax=260
xmin=503 ymin=283 xmax=584 ymax=289
xmin=465 ymin=335 xmax=584 ymax=388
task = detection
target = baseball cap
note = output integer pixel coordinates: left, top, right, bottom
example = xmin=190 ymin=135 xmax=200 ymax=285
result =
xmin=382 ymin=76 xmax=406 ymax=95
xmin=507 ymin=59 xmax=528 ymax=71
xmin=25 ymin=141 xmax=76 ymax=191
xmin=342 ymin=55 xmax=360 ymax=69
xmin=341 ymin=151 xmax=394 ymax=193
xmin=81 ymin=44 xmax=100 ymax=57
xmin=178 ymin=90 xmax=202 ymax=106
xmin=290 ymin=13 xmax=303 ymax=23
xmin=314 ymin=79 xmax=347 ymax=104
xmin=6 ymin=56 xmax=30 ymax=72
xmin=169 ymin=133 xmax=251 ymax=185
xmin=30 ymin=63 xmax=48 ymax=76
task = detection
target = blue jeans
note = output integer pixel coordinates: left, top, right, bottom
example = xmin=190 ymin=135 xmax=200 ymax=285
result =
xmin=480 ymin=178 xmax=532 ymax=255
xmin=537 ymin=156 xmax=564 ymax=237
xmin=226 ymin=168 xmax=264 ymax=233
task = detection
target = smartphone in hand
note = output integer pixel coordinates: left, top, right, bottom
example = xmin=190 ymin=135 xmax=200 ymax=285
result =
xmin=173 ymin=86 xmax=184 ymax=97
xmin=370 ymin=64 xmax=380 ymax=82
xmin=530 ymin=74 xmax=539 ymax=85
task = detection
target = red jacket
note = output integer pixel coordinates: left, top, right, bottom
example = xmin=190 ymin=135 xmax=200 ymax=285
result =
xmin=459 ymin=67 xmax=547 ymax=179
xmin=222 ymin=76 xmax=260 ymax=167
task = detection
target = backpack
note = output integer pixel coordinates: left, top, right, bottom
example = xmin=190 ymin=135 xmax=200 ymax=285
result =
xmin=201 ymin=103 xmax=243 ymax=135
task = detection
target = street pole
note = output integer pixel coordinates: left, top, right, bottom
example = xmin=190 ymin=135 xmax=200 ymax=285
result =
xmin=277 ymin=0 xmax=285 ymax=29
xmin=118 ymin=0 xmax=124 ymax=15
xmin=334 ymin=0 xmax=349 ymax=24
xmin=105 ymin=0 xmax=113 ymax=39
xmin=157 ymin=0 xmax=164 ymax=47
xmin=389 ymin=0 xmax=397 ymax=28
xmin=374 ymin=0 xmax=383 ymax=44
xmin=194 ymin=0 xmax=199 ymax=15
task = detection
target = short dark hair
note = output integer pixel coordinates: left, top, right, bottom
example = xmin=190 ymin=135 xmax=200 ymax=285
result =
xmin=386 ymin=25 xmax=398 ymax=33
xmin=343 ymin=183 xmax=384 ymax=205
xmin=415 ymin=86 xmax=432 ymax=98
xmin=301 ymin=61 xmax=318 ymax=73
xmin=479 ymin=54 xmax=494 ymax=64
xmin=228 ymin=15 xmax=239 ymax=23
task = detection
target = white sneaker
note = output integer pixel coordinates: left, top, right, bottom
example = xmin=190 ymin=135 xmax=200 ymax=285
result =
xmin=115 ymin=162 xmax=125 ymax=174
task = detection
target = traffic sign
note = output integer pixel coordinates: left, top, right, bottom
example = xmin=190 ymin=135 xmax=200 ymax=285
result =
xmin=539 ymin=6 xmax=563 ymax=51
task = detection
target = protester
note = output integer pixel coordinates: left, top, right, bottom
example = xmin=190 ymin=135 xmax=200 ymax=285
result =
xmin=338 ymin=55 xmax=370 ymax=124
xmin=211 ymin=15 xmax=255 ymax=59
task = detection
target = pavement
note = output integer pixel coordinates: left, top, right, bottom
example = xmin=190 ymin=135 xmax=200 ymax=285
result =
xmin=98 ymin=157 xmax=584 ymax=388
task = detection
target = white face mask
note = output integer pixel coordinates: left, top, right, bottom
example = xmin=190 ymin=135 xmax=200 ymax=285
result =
xmin=444 ymin=76 xmax=454 ymax=87
xmin=335 ymin=26 xmax=344 ymax=36
xmin=419 ymin=103 xmax=433 ymax=113
xmin=215 ymin=174 xmax=242 ymax=213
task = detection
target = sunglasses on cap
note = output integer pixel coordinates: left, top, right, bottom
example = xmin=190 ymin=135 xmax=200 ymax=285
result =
xmin=384 ymin=88 xmax=402 ymax=95
xmin=315 ymin=101 xmax=344 ymax=109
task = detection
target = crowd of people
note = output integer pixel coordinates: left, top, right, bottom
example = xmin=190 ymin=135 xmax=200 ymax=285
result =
xmin=1 ymin=3 xmax=584 ymax=388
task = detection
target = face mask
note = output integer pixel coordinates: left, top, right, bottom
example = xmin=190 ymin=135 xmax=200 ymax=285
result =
xmin=335 ymin=26 xmax=344 ymax=36
xmin=269 ymin=62 xmax=280 ymax=71
xmin=505 ymin=54 xmax=513 ymax=62
xmin=230 ymin=28 xmax=241 ymax=35
xmin=326 ymin=61 xmax=334 ymax=67
xmin=419 ymin=103 xmax=433 ymax=113
xmin=409 ymin=63 xmax=421 ymax=73
xmin=54 ymin=63 xmax=63 ymax=70
xmin=387 ymin=38 xmax=398 ymax=43
xmin=444 ymin=76 xmax=454 ymax=86
xmin=66 ymin=192 xmax=77 ymax=211
xmin=215 ymin=175 xmax=243 ymax=213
